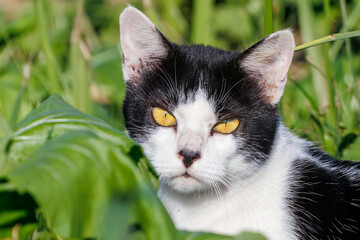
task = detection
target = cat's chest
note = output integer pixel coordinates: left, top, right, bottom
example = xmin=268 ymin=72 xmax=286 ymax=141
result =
xmin=161 ymin=194 xmax=292 ymax=240
xmin=158 ymin=163 xmax=295 ymax=240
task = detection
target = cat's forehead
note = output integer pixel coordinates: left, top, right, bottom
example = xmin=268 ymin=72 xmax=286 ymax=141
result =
xmin=175 ymin=44 xmax=239 ymax=67
xmin=165 ymin=45 xmax=243 ymax=104
xmin=174 ymin=89 xmax=216 ymax=132
xmin=176 ymin=90 xmax=215 ymax=118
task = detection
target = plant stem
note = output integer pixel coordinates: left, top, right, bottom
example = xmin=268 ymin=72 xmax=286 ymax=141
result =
xmin=323 ymin=0 xmax=340 ymax=153
xmin=35 ymin=0 xmax=61 ymax=94
xmin=10 ymin=64 xmax=31 ymax=130
xmin=339 ymin=0 xmax=360 ymax=110
xmin=330 ymin=0 xmax=360 ymax=59
xmin=297 ymin=0 xmax=329 ymax=112
xmin=70 ymin=0 xmax=91 ymax=114
xmin=295 ymin=30 xmax=360 ymax=51
xmin=264 ymin=0 xmax=273 ymax=35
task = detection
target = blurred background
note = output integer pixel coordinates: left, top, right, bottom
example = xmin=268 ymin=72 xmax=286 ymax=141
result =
xmin=0 ymin=0 xmax=360 ymax=238
xmin=1 ymin=0 xmax=360 ymax=156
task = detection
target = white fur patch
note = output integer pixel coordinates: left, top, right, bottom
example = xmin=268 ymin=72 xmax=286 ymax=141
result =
xmin=158 ymin=124 xmax=305 ymax=240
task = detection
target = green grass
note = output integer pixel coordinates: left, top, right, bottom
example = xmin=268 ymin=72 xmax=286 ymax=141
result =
xmin=264 ymin=0 xmax=273 ymax=35
xmin=0 ymin=0 xmax=360 ymax=239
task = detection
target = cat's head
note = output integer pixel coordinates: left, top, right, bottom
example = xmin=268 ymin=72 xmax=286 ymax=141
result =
xmin=120 ymin=6 xmax=295 ymax=194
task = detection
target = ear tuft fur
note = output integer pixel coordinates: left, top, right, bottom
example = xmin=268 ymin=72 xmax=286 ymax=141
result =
xmin=240 ymin=29 xmax=295 ymax=104
xmin=119 ymin=6 xmax=170 ymax=82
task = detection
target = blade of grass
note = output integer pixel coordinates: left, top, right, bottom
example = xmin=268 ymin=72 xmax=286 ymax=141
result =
xmin=0 ymin=11 xmax=9 ymax=43
xmin=0 ymin=116 xmax=11 ymax=168
xmin=295 ymin=30 xmax=360 ymax=52
xmin=264 ymin=0 xmax=273 ymax=35
xmin=273 ymin=0 xmax=284 ymax=33
xmin=9 ymin=64 xmax=31 ymax=130
xmin=70 ymin=0 xmax=91 ymax=114
xmin=191 ymin=0 xmax=214 ymax=45
xmin=339 ymin=0 xmax=360 ymax=109
xmin=35 ymin=0 xmax=61 ymax=94
xmin=323 ymin=0 xmax=339 ymax=146
xmin=160 ymin=0 xmax=187 ymax=35
xmin=330 ymin=0 xmax=360 ymax=59
xmin=309 ymin=113 xmax=326 ymax=145
xmin=290 ymin=79 xmax=319 ymax=113
xmin=297 ymin=0 xmax=329 ymax=108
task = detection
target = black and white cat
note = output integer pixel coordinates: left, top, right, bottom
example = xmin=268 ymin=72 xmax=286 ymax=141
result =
xmin=119 ymin=6 xmax=360 ymax=240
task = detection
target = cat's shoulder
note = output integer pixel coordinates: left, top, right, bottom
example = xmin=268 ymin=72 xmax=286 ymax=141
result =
xmin=287 ymin=144 xmax=360 ymax=239
xmin=290 ymin=145 xmax=360 ymax=185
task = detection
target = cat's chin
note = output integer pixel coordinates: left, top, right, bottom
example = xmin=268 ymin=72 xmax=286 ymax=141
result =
xmin=166 ymin=174 xmax=208 ymax=193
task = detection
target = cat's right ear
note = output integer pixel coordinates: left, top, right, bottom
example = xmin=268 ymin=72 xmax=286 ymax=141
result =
xmin=239 ymin=30 xmax=295 ymax=105
xmin=120 ymin=6 xmax=170 ymax=82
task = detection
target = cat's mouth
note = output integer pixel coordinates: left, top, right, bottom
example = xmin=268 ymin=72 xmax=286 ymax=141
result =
xmin=167 ymin=171 xmax=211 ymax=193
xmin=182 ymin=172 xmax=191 ymax=178
xmin=176 ymin=172 xmax=201 ymax=182
xmin=169 ymin=171 xmax=213 ymax=193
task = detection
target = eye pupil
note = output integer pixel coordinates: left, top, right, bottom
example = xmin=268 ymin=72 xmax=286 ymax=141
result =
xmin=152 ymin=107 xmax=176 ymax=127
xmin=214 ymin=119 xmax=239 ymax=134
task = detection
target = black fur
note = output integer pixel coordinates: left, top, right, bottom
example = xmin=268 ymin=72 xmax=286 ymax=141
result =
xmin=289 ymin=148 xmax=360 ymax=239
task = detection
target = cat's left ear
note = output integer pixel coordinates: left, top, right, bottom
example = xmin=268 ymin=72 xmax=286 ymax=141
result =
xmin=119 ymin=6 xmax=171 ymax=82
xmin=239 ymin=29 xmax=295 ymax=105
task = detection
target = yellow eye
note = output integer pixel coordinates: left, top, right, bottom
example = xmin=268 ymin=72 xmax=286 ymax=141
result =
xmin=152 ymin=107 xmax=177 ymax=127
xmin=214 ymin=119 xmax=240 ymax=134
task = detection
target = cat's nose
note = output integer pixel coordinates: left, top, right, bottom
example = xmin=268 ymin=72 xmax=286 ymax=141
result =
xmin=178 ymin=149 xmax=201 ymax=168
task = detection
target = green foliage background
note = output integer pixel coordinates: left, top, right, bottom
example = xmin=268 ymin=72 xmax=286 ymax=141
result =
xmin=0 ymin=0 xmax=359 ymax=239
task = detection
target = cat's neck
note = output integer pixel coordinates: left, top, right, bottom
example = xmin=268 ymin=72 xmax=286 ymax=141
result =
xmin=157 ymin=122 xmax=307 ymax=239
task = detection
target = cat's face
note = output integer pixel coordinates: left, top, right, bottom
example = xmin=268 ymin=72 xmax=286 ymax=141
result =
xmin=120 ymin=7 xmax=295 ymax=193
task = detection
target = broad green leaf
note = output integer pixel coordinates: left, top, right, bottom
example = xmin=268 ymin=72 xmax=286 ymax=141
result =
xmin=6 ymin=130 xmax=178 ymax=239
xmin=3 ymin=94 xmax=133 ymax=171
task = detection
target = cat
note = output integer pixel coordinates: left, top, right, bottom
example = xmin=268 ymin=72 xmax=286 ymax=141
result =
xmin=119 ymin=6 xmax=360 ymax=240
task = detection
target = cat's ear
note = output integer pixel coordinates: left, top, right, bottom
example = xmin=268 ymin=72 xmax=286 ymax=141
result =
xmin=239 ymin=29 xmax=295 ymax=105
xmin=119 ymin=6 xmax=170 ymax=82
